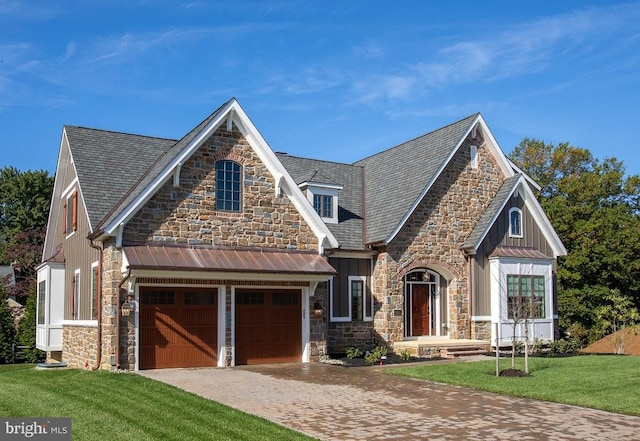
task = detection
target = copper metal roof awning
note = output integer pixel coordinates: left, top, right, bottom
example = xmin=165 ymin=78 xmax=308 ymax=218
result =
xmin=123 ymin=245 xmax=337 ymax=275
xmin=488 ymin=246 xmax=552 ymax=260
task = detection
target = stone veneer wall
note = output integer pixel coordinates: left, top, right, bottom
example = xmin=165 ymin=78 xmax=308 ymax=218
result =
xmin=123 ymin=124 xmax=317 ymax=251
xmin=328 ymin=322 xmax=376 ymax=354
xmin=309 ymin=283 xmax=329 ymax=360
xmin=472 ymin=320 xmax=492 ymax=341
xmin=61 ymin=325 xmax=98 ymax=369
xmin=374 ymin=135 xmax=505 ymax=342
xmin=101 ymin=243 xmax=123 ymax=370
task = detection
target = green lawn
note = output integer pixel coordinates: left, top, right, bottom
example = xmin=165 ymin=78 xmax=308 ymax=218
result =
xmin=387 ymin=355 xmax=640 ymax=416
xmin=0 ymin=364 xmax=315 ymax=441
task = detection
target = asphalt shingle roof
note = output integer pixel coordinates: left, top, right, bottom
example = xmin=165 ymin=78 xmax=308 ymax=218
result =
xmin=96 ymin=99 xmax=232 ymax=231
xmin=354 ymin=113 xmax=478 ymax=244
xmin=65 ymin=126 xmax=176 ymax=228
xmin=463 ymin=174 xmax=521 ymax=251
xmin=277 ymin=154 xmax=365 ymax=251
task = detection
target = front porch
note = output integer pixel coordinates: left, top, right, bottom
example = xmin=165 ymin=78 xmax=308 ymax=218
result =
xmin=392 ymin=336 xmax=491 ymax=359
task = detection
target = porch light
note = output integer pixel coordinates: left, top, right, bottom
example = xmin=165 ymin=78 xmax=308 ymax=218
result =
xmin=121 ymin=301 xmax=132 ymax=317
xmin=121 ymin=294 xmax=135 ymax=317
xmin=313 ymin=302 xmax=324 ymax=318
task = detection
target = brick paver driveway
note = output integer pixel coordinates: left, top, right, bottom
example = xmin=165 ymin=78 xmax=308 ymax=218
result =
xmin=140 ymin=361 xmax=640 ymax=440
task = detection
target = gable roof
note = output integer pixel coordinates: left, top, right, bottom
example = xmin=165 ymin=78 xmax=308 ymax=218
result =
xmin=92 ymin=98 xmax=339 ymax=252
xmin=277 ymin=154 xmax=365 ymax=251
xmin=354 ymin=114 xmax=477 ymax=244
xmin=462 ymin=174 xmax=566 ymax=258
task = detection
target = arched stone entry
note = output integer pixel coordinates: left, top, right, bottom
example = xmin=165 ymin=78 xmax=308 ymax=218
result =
xmin=404 ymin=269 xmax=448 ymax=337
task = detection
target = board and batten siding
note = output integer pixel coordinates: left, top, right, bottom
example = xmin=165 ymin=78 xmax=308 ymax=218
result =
xmin=328 ymin=257 xmax=372 ymax=319
xmin=471 ymin=195 xmax=554 ymax=316
xmin=61 ymin=181 xmax=100 ymax=321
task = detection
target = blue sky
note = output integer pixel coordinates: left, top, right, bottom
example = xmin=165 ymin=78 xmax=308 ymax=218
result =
xmin=1 ymin=1 xmax=639 ymax=176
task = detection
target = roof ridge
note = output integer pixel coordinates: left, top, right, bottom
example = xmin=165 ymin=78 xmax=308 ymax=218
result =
xmin=354 ymin=112 xmax=479 ymax=164
xmin=65 ymin=125 xmax=177 ymax=143
xmin=276 ymin=152 xmax=362 ymax=168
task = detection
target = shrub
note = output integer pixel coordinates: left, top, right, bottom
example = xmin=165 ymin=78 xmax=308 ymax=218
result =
xmin=345 ymin=346 xmax=363 ymax=359
xmin=17 ymin=287 xmax=45 ymax=363
xmin=549 ymin=338 xmax=582 ymax=356
xmin=365 ymin=345 xmax=388 ymax=364
xmin=399 ymin=348 xmax=412 ymax=361
xmin=0 ymin=289 xmax=16 ymax=363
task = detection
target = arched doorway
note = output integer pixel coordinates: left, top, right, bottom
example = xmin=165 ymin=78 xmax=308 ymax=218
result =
xmin=404 ymin=269 xmax=448 ymax=337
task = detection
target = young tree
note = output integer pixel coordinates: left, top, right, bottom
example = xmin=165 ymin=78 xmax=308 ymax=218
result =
xmin=511 ymin=140 xmax=640 ymax=343
xmin=595 ymin=290 xmax=640 ymax=354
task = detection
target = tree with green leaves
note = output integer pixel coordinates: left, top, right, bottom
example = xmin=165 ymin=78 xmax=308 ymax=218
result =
xmin=0 ymin=167 xmax=53 ymax=300
xmin=511 ymin=139 xmax=640 ymax=343
xmin=0 ymin=284 xmax=16 ymax=363
xmin=595 ymin=290 xmax=639 ymax=354
xmin=17 ymin=285 xmax=45 ymax=363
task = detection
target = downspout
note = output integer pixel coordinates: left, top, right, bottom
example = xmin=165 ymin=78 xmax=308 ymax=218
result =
xmin=88 ymin=238 xmax=103 ymax=370
xmin=116 ymin=267 xmax=132 ymax=370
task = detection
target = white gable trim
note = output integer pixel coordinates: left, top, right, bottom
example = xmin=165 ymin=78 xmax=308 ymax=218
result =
xmin=101 ymin=99 xmax=338 ymax=252
xmin=467 ymin=176 xmax=566 ymax=258
xmin=384 ymin=114 xmax=515 ymax=244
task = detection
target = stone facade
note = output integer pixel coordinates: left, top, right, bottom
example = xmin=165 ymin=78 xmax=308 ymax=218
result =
xmin=373 ymin=135 xmax=505 ymax=342
xmin=472 ymin=320 xmax=492 ymax=341
xmin=124 ymin=124 xmax=317 ymax=252
xmin=61 ymin=325 xmax=98 ymax=369
xmin=328 ymin=322 xmax=376 ymax=354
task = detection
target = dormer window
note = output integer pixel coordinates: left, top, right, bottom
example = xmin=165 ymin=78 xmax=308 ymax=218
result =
xmin=313 ymin=194 xmax=333 ymax=218
xmin=509 ymin=207 xmax=523 ymax=238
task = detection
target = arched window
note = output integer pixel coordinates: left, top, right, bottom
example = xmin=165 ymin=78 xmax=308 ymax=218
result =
xmin=215 ymin=160 xmax=242 ymax=212
xmin=509 ymin=207 xmax=523 ymax=238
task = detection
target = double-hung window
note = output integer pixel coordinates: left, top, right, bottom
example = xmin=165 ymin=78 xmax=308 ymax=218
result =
xmin=313 ymin=194 xmax=333 ymax=218
xmin=507 ymin=274 xmax=545 ymax=318
xmin=215 ymin=160 xmax=242 ymax=212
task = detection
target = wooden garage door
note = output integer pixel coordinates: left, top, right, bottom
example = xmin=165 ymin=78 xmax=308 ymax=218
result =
xmin=140 ymin=288 xmax=217 ymax=369
xmin=235 ymin=289 xmax=302 ymax=365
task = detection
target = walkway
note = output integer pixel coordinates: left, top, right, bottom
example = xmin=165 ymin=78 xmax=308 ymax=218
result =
xmin=140 ymin=361 xmax=640 ymax=440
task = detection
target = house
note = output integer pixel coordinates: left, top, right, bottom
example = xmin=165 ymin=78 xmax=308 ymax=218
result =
xmin=36 ymin=98 xmax=566 ymax=370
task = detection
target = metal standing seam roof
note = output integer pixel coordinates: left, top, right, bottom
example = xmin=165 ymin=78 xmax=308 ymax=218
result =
xmin=354 ymin=113 xmax=479 ymax=244
xmin=124 ymin=245 xmax=337 ymax=275
xmin=488 ymin=245 xmax=552 ymax=260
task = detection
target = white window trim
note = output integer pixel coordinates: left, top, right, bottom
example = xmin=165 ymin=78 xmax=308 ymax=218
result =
xmin=91 ymin=261 xmax=99 ymax=320
xmin=509 ymin=207 xmax=523 ymax=238
xmin=470 ymin=144 xmax=478 ymax=169
xmin=73 ymin=269 xmax=81 ymax=320
xmin=349 ymin=275 xmax=372 ymax=322
xmin=65 ymin=191 xmax=77 ymax=238
xmin=306 ymin=186 xmax=339 ymax=224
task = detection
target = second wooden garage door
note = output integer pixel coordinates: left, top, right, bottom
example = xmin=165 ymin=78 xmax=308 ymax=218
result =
xmin=140 ymin=287 xmax=217 ymax=369
xmin=235 ymin=289 xmax=302 ymax=365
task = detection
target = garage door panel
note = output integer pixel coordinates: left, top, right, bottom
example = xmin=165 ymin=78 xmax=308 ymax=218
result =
xmin=235 ymin=289 xmax=301 ymax=365
xmin=140 ymin=288 xmax=217 ymax=369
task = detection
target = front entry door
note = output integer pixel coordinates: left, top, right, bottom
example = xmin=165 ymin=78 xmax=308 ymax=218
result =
xmin=411 ymin=284 xmax=436 ymax=336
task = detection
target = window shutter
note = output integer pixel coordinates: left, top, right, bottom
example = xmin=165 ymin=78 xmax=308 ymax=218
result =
xmin=72 ymin=191 xmax=78 ymax=232
xmin=62 ymin=201 xmax=67 ymax=235
xmin=71 ymin=276 xmax=76 ymax=319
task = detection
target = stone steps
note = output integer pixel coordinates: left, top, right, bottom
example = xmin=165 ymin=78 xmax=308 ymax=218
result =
xmin=440 ymin=346 xmax=488 ymax=359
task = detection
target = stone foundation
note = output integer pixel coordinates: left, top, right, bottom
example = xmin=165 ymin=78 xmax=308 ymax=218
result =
xmin=62 ymin=324 xmax=99 ymax=369
xmin=328 ymin=322 xmax=377 ymax=354
xmin=472 ymin=320 xmax=492 ymax=340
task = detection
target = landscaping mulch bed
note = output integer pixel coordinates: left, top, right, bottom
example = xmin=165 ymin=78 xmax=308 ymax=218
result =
xmin=320 ymin=353 xmax=428 ymax=367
